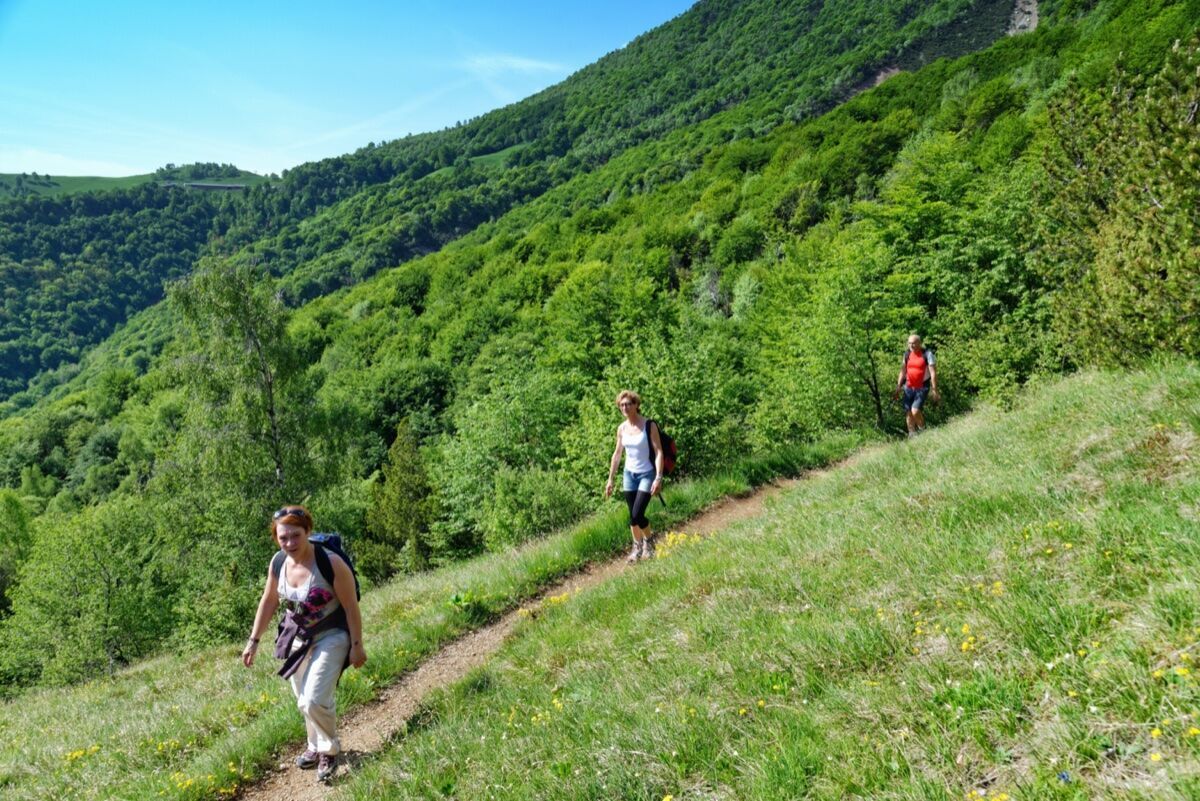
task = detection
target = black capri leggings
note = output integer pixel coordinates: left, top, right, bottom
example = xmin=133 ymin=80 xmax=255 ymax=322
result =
xmin=624 ymin=490 xmax=653 ymax=529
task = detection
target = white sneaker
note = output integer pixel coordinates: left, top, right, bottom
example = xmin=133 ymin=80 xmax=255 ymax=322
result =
xmin=640 ymin=535 xmax=656 ymax=560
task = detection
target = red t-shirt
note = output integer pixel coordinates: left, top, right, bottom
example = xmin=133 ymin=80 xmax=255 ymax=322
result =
xmin=905 ymin=349 xmax=929 ymax=389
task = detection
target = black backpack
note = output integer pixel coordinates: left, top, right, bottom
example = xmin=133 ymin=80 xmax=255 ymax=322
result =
xmin=645 ymin=419 xmax=679 ymax=506
xmin=271 ymin=532 xmax=361 ymax=600
xmin=645 ymin=419 xmax=678 ymax=476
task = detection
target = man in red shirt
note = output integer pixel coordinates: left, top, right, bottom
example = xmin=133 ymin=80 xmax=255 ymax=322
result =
xmin=894 ymin=334 xmax=939 ymax=437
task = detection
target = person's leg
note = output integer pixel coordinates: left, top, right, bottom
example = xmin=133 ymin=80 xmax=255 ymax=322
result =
xmin=912 ymin=389 xmax=927 ymax=432
xmin=624 ymin=490 xmax=644 ymax=561
xmin=903 ymin=389 xmax=918 ymax=435
xmin=629 ymin=488 xmax=654 ymax=559
xmin=289 ymin=649 xmax=320 ymax=759
xmin=293 ymin=631 xmax=351 ymax=759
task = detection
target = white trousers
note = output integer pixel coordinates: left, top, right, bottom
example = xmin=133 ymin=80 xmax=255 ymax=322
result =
xmin=289 ymin=628 xmax=350 ymax=755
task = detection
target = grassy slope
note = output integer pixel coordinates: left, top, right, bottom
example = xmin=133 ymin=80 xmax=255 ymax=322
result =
xmin=0 ymin=172 xmax=269 ymax=199
xmin=0 ymin=437 xmax=863 ymax=801
xmin=0 ymin=174 xmax=156 ymax=197
xmin=340 ymin=362 xmax=1200 ymax=801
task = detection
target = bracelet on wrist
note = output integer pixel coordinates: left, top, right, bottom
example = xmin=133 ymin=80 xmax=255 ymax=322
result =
xmin=247 ymin=637 xmax=259 ymax=645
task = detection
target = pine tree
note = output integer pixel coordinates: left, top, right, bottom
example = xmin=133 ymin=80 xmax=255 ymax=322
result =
xmin=365 ymin=420 xmax=432 ymax=577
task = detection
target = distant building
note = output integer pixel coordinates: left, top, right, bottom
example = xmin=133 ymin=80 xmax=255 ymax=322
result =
xmin=160 ymin=181 xmax=248 ymax=191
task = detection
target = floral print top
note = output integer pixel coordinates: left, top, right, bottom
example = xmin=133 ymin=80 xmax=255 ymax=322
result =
xmin=277 ymin=558 xmax=341 ymax=629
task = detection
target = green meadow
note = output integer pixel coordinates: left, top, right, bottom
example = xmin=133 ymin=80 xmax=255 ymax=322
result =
xmin=0 ymin=173 xmax=156 ymax=198
xmin=0 ymin=172 xmax=270 ymax=200
xmin=0 ymin=435 xmax=861 ymax=801
xmin=339 ymin=362 xmax=1200 ymax=800
xmin=5 ymin=362 xmax=1197 ymax=800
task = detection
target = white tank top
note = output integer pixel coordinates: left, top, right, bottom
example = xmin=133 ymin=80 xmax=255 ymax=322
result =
xmin=622 ymin=421 xmax=654 ymax=474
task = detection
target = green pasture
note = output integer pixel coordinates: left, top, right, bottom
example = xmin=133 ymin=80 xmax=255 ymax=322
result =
xmin=342 ymin=363 xmax=1200 ymax=800
xmin=0 ymin=433 xmax=861 ymax=801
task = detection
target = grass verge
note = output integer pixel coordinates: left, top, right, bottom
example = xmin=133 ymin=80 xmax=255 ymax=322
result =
xmin=339 ymin=362 xmax=1200 ymax=801
xmin=0 ymin=432 xmax=865 ymax=801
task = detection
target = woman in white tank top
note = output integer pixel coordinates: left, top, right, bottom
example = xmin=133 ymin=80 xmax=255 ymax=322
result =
xmin=604 ymin=389 xmax=665 ymax=562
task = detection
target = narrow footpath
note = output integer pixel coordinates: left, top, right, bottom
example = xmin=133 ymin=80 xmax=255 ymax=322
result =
xmin=240 ymin=478 xmax=799 ymax=801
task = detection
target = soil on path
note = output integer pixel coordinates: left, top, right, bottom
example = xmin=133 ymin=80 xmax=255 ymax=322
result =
xmin=240 ymin=478 xmax=799 ymax=801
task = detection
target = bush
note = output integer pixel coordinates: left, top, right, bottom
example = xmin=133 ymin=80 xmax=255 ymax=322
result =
xmin=0 ymin=499 xmax=176 ymax=687
xmin=481 ymin=467 xmax=591 ymax=552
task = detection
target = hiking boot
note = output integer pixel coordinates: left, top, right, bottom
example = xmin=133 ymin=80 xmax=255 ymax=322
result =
xmin=294 ymin=749 xmax=319 ymax=769
xmin=627 ymin=541 xmax=641 ymax=563
xmin=317 ymin=753 xmax=338 ymax=782
xmin=640 ymin=535 xmax=656 ymax=560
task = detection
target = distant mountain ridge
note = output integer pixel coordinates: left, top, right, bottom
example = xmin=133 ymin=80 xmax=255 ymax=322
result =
xmin=0 ymin=164 xmax=268 ymax=200
xmin=0 ymin=0 xmax=1011 ymax=406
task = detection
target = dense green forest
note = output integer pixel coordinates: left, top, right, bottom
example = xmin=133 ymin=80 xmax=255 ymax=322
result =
xmin=0 ymin=0 xmax=1008 ymax=410
xmin=1 ymin=0 xmax=1198 ymax=694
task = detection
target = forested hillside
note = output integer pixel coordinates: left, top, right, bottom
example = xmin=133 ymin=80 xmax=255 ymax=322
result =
xmin=1 ymin=0 xmax=1198 ymax=696
xmin=0 ymin=0 xmax=1008 ymax=408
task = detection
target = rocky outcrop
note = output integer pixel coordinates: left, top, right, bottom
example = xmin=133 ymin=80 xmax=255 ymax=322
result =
xmin=1008 ymin=0 xmax=1038 ymax=35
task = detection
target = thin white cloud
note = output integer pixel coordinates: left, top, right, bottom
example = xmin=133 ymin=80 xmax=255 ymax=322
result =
xmin=461 ymin=53 xmax=565 ymax=77
xmin=280 ymin=78 xmax=476 ymax=154
xmin=456 ymin=53 xmax=569 ymax=105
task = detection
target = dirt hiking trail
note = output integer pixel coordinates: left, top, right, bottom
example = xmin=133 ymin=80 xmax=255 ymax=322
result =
xmin=240 ymin=477 xmax=800 ymax=800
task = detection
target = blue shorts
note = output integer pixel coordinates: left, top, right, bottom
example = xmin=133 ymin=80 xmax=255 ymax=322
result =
xmin=623 ymin=468 xmax=656 ymax=493
xmin=902 ymin=387 xmax=929 ymax=412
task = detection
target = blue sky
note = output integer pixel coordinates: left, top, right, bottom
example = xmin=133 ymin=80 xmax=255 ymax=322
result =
xmin=0 ymin=0 xmax=694 ymax=176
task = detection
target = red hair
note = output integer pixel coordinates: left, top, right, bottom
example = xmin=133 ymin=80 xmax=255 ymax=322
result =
xmin=270 ymin=504 xmax=313 ymax=539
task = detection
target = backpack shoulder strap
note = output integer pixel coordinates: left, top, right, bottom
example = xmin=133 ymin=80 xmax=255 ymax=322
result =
xmin=312 ymin=543 xmax=336 ymax=586
xmin=270 ymin=550 xmax=285 ymax=579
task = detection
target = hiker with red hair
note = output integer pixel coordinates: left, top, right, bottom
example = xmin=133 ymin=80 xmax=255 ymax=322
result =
xmin=241 ymin=505 xmax=366 ymax=783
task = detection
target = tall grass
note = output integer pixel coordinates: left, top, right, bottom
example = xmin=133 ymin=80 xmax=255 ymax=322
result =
xmin=341 ymin=362 xmax=1200 ymax=800
xmin=0 ymin=434 xmax=862 ymax=801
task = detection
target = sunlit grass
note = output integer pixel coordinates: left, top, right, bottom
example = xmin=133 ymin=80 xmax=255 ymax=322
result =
xmin=342 ymin=362 xmax=1200 ymax=801
xmin=0 ymin=433 xmax=860 ymax=801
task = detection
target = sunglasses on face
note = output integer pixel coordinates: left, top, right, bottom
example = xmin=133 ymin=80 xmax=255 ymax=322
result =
xmin=273 ymin=507 xmax=309 ymax=520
